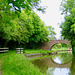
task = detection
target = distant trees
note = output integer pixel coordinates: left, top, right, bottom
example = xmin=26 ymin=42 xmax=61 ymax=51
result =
xmin=52 ymin=43 xmax=69 ymax=50
xmin=46 ymin=26 xmax=56 ymax=40
xmin=60 ymin=0 xmax=75 ymax=55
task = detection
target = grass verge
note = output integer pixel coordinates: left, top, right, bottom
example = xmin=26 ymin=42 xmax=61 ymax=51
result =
xmin=24 ymin=48 xmax=69 ymax=54
xmin=0 ymin=50 xmax=43 ymax=75
xmin=24 ymin=49 xmax=51 ymax=54
xmin=51 ymin=47 xmax=69 ymax=51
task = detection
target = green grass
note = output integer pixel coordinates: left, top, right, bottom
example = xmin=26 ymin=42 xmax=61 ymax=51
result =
xmin=0 ymin=50 xmax=44 ymax=75
xmin=0 ymin=54 xmax=4 ymax=59
xmin=51 ymin=47 xmax=69 ymax=52
xmin=24 ymin=48 xmax=69 ymax=55
xmin=29 ymin=55 xmax=52 ymax=61
xmin=0 ymin=48 xmax=71 ymax=75
xmin=24 ymin=49 xmax=51 ymax=54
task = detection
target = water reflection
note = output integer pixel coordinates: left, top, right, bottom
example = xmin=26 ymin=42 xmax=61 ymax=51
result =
xmin=27 ymin=53 xmax=74 ymax=75
xmin=47 ymin=68 xmax=70 ymax=75
xmin=52 ymin=53 xmax=72 ymax=64
xmin=70 ymin=58 xmax=75 ymax=75
xmin=53 ymin=57 xmax=61 ymax=64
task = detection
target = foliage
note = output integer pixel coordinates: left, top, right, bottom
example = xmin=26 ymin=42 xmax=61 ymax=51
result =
xmin=0 ymin=0 xmax=57 ymax=49
xmin=60 ymin=11 xmax=75 ymax=40
xmin=0 ymin=0 xmax=45 ymax=13
xmin=46 ymin=26 xmax=56 ymax=40
xmin=52 ymin=43 xmax=69 ymax=48
xmin=51 ymin=43 xmax=69 ymax=51
xmin=0 ymin=9 xmax=49 ymax=49
xmin=60 ymin=0 xmax=74 ymax=14
xmin=60 ymin=0 xmax=75 ymax=55
xmin=25 ymin=11 xmax=49 ymax=49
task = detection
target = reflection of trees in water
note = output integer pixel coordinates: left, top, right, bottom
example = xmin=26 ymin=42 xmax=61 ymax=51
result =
xmin=32 ymin=58 xmax=55 ymax=75
xmin=70 ymin=57 xmax=75 ymax=75
xmin=47 ymin=68 xmax=54 ymax=75
xmin=31 ymin=59 xmax=49 ymax=74
xmin=60 ymin=53 xmax=72 ymax=64
xmin=52 ymin=53 xmax=72 ymax=64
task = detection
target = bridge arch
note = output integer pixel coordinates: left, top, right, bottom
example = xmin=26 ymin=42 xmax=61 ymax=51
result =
xmin=50 ymin=43 xmax=70 ymax=50
xmin=38 ymin=40 xmax=71 ymax=51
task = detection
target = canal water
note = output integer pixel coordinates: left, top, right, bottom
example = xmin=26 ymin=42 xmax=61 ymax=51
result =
xmin=27 ymin=52 xmax=75 ymax=75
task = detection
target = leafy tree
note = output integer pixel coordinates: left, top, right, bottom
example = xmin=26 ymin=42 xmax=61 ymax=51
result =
xmin=60 ymin=0 xmax=74 ymax=14
xmin=0 ymin=0 xmax=45 ymax=18
xmin=25 ymin=11 xmax=49 ymax=49
xmin=60 ymin=0 xmax=75 ymax=55
xmin=46 ymin=26 xmax=56 ymax=40
xmin=0 ymin=9 xmax=49 ymax=49
xmin=0 ymin=0 xmax=48 ymax=49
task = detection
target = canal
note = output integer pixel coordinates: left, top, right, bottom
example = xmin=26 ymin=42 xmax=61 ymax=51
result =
xmin=27 ymin=52 xmax=75 ymax=75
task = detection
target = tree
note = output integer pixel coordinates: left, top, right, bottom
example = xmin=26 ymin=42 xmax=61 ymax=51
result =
xmin=60 ymin=0 xmax=75 ymax=55
xmin=0 ymin=0 xmax=45 ymax=18
xmin=25 ymin=11 xmax=49 ymax=49
xmin=0 ymin=0 xmax=48 ymax=49
xmin=0 ymin=9 xmax=49 ymax=49
xmin=46 ymin=26 xmax=56 ymax=40
xmin=60 ymin=0 xmax=74 ymax=14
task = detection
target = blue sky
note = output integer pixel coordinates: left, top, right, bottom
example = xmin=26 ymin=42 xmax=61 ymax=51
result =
xmin=34 ymin=0 xmax=64 ymax=39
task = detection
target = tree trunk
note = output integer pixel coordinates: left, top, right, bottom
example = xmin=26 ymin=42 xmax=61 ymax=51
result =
xmin=71 ymin=40 xmax=75 ymax=56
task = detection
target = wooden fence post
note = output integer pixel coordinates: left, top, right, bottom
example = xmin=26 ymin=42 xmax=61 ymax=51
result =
xmin=16 ymin=48 xmax=24 ymax=54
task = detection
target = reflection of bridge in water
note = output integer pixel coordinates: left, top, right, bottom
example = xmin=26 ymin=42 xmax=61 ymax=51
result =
xmin=32 ymin=58 xmax=72 ymax=68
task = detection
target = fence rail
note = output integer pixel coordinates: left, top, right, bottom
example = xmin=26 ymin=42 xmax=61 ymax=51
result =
xmin=16 ymin=48 xmax=24 ymax=54
xmin=0 ymin=48 xmax=9 ymax=53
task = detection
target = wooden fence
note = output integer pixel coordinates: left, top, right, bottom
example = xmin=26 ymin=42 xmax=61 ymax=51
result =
xmin=0 ymin=48 xmax=9 ymax=53
xmin=16 ymin=48 xmax=24 ymax=54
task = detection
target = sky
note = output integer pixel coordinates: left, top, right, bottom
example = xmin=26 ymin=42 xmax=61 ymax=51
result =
xmin=34 ymin=0 xmax=64 ymax=39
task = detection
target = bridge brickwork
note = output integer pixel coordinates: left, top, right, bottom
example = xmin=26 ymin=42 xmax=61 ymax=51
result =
xmin=38 ymin=40 xmax=70 ymax=51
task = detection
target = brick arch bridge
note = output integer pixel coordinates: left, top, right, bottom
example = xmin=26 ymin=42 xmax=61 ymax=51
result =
xmin=39 ymin=40 xmax=70 ymax=51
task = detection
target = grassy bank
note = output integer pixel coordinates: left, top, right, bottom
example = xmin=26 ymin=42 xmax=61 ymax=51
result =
xmin=51 ymin=47 xmax=69 ymax=51
xmin=0 ymin=48 xmax=70 ymax=75
xmin=24 ymin=49 xmax=50 ymax=54
xmin=24 ymin=48 xmax=69 ymax=54
xmin=0 ymin=50 xmax=43 ymax=75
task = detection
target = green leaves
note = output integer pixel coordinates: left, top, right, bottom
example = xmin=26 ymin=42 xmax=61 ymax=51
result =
xmin=60 ymin=0 xmax=75 ymax=55
xmin=0 ymin=0 xmax=44 ymax=13
xmin=60 ymin=0 xmax=74 ymax=14
xmin=0 ymin=0 xmax=47 ymax=48
xmin=0 ymin=9 xmax=49 ymax=48
xmin=60 ymin=0 xmax=75 ymax=39
xmin=71 ymin=24 xmax=75 ymax=33
xmin=46 ymin=26 xmax=56 ymax=40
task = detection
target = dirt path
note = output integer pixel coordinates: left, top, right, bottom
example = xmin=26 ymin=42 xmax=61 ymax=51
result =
xmin=0 ymin=60 xmax=2 ymax=75
xmin=0 ymin=56 xmax=5 ymax=75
